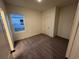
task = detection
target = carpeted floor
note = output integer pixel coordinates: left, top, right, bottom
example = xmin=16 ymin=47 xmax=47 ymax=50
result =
xmin=13 ymin=34 xmax=68 ymax=59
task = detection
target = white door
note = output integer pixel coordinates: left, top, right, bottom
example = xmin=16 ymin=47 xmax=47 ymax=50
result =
xmin=69 ymin=23 xmax=79 ymax=59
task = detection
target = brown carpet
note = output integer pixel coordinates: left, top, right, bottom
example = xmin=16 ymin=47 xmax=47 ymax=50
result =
xmin=13 ymin=34 xmax=68 ymax=59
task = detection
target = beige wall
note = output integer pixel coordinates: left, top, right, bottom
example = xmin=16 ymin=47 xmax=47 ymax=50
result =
xmin=6 ymin=4 xmax=77 ymax=41
xmin=0 ymin=0 xmax=12 ymax=59
xmin=66 ymin=2 xmax=78 ymax=58
xmin=57 ymin=4 xmax=77 ymax=39
xmin=69 ymin=24 xmax=79 ymax=59
xmin=6 ymin=5 xmax=42 ymax=40
xmin=0 ymin=0 xmax=14 ymax=51
xmin=0 ymin=0 xmax=4 ymax=9
xmin=42 ymin=7 xmax=56 ymax=37
xmin=54 ymin=7 xmax=60 ymax=36
xmin=68 ymin=3 xmax=79 ymax=59
xmin=6 ymin=5 xmax=57 ymax=40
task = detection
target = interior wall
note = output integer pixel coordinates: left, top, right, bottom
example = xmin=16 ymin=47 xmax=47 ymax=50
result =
xmin=0 ymin=0 xmax=5 ymax=9
xmin=66 ymin=2 xmax=78 ymax=58
xmin=69 ymin=24 xmax=79 ymax=59
xmin=54 ymin=7 xmax=60 ymax=36
xmin=57 ymin=4 xmax=77 ymax=39
xmin=6 ymin=4 xmax=77 ymax=41
xmin=42 ymin=7 xmax=56 ymax=37
xmin=6 ymin=5 xmax=42 ymax=40
xmin=0 ymin=0 xmax=15 ymax=51
xmin=0 ymin=0 xmax=11 ymax=59
xmin=68 ymin=2 xmax=79 ymax=59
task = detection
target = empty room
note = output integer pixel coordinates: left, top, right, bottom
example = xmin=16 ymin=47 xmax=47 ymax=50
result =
xmin=0 ymin=0 xmax=79 ymax=59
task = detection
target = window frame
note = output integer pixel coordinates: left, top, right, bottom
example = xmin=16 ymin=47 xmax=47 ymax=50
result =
xmin=9 ymin=13 xmax=26 ymax=33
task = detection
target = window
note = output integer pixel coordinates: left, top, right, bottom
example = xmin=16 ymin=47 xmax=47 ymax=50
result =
xmin=10 ymin=13 xmax=25 ymax=32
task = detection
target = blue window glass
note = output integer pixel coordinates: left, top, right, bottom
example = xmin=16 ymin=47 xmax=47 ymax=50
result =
xmin=10 ymin=14 xmax=25 ymax=32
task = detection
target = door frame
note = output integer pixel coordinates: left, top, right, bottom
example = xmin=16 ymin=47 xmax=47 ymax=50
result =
xmin=69 ymin=22 xmax=79 ymax=59
xmin=66 ymin=1 xmax=79 ymax=58
xmin=0 ymin=8 xmax=14 ymax=51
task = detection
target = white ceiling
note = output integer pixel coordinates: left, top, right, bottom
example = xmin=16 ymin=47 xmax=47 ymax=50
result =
xmin=4 ymin=0 xmax=78 ymax=11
